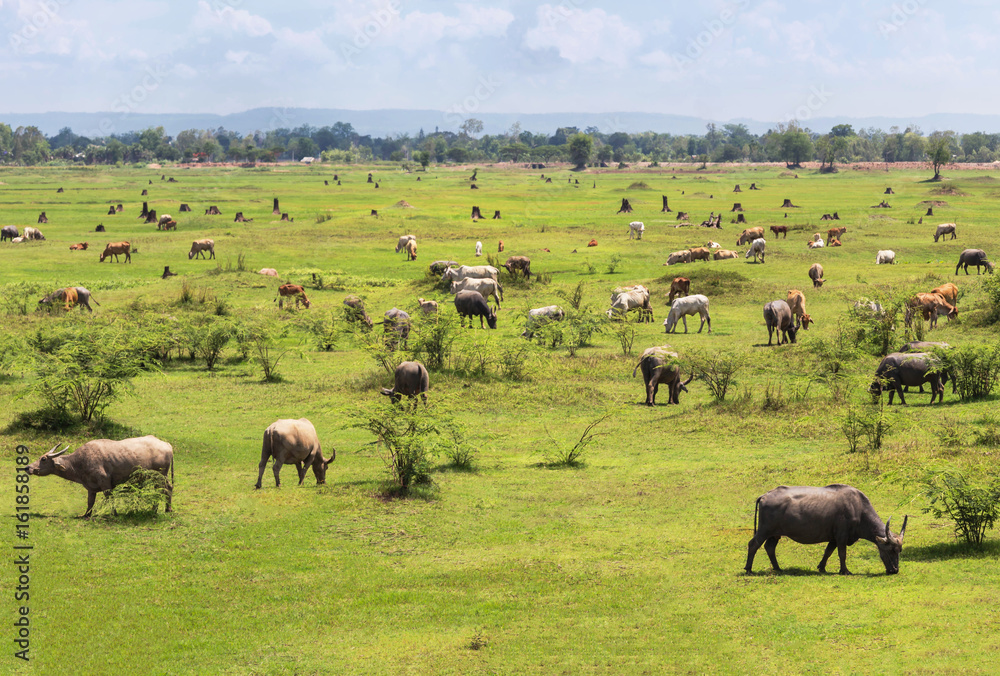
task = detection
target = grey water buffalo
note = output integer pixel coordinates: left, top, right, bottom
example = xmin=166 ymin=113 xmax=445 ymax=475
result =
xmin=188 ymin=239 xmax=215 ymax=260
xmin=455 ymin=290 xmax=497 ymax=328
xmin=633 ymin=345 xmax=693 ymax=406
xmin=870 ymin=352 xmax=944 ymax=404
xmin=1 ymin=225 xmax=18 ymax=241
xmin=380 ymin=360 xmax=430 ymax=404
xmin=27 ymin=436 xmax=174 ymax=517
xmin=522 ymin=305 xmax=565 ymax=339
xmin=502 ymin=255 xmax=531 ymax=279
xmin=99 ymin=241 xmax=131 ymax=263
xmin=898 ymin=341 xmax=954 ymax=394
xmin=746 ymin=484 xmax=907 ymax=575
xmin=663 ymin=294 xmax=711 ymax=334
xmin=763 ymin=300 xmax=797 ymax=345
xmin=933 ymin=223 xmax=957 ymax=242
xmin=955 ymin=249 xmax=994 ymax=275
xmin=343 ymin=295 xmax=373 ymax=327
xmin=429 ymin=260 xmax=458 ymax=275
xmin=384 ymin=308 xmax=411 ymax=347
xmin=256 ymin=418 xmax=334 ymax=489
xmin=39 ymin=286 xmax=100 ymax=312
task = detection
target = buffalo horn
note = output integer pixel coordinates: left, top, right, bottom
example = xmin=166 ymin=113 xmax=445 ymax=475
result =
xmin=885 ymin=517 xmax=891 ymax=538
xmin=47 ymin=444 xmax=70 ymax=458
xmin=899 ymin=515 xmax=908 ymax=540
xmin=682 ymin=374 xmax=695 ymax=386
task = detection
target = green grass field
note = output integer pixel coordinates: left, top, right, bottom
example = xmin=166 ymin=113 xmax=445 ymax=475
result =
xmin=2 ymin=162 xmax=999 ymax=674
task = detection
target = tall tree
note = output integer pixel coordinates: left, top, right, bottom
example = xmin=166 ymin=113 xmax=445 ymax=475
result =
xmin=568 ymin=133 xmax=593 ymax=169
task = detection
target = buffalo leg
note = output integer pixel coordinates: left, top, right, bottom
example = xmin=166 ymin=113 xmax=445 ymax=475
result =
xmin=271 ymin=460 xmax=284 ymax=487
xmin=837 ymin=543 xmax=851 ymax=575
xmin=818 ymin=541 xmax=837 ymax=572
xmin=894 ymin=385 xmax=906 ymax=406
xmin=84 ymin=490 xmax=97 ymax=518
xmin=745 ymin=536 xmax=763 ymax=573
xmin=255 ymin=454 xmax=270 ymax=489
xmin=295 ymin=461 xmax=307 ymax=485
xmin=648 ymin=380 xmax=658 ymax=406
xmin=763 ymin=536 xmax=782 ymax=571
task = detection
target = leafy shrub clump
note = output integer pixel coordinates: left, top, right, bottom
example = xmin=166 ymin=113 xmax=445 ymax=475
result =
xmin=921 ymin=467 xmax=1000 ymax=547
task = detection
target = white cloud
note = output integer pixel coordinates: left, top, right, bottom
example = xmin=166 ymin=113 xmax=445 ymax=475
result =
xmin=193 ymin=1 xmax=272 ymax=37
xmin=522 ymin=6 xmax=641 ymax=67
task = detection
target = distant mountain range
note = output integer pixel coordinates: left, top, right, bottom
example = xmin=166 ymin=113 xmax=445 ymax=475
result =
xmin=3 ymin=108 xmax=1000 ymax=138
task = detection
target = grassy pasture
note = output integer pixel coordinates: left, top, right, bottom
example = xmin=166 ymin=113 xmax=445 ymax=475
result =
xmin=2 ymin=162 xmax=1000 ymax=674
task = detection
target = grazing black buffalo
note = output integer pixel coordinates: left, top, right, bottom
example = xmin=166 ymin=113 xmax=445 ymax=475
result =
xmin=746 ymin=484 xmax=907 ymax=575
xmin=454 ymin=290 xmax=497 ymax=329
xmin=955 ymin=249 xmax=994 ymax=275
xmin=632 ymin=346 xmax=693 ymax=406
xmin=763 ymin=300 xmax=797 ymax=346
xmin=870 ymin=352 xmax=944 ymax=404
xmin=380 ymin=361 xmax=430 ymax=405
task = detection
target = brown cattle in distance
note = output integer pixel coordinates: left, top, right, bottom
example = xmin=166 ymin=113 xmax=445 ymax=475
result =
xmin=668 ymin=277 xmax=690 ymax=302
xmin=827 ymin=226 xmax=847 ymax=242
xmin=769 ymin=225 xmax=788 ymax=239
xmin=930 ymin=282 xmax=958 ymax=307
xmin=277 ymin=284 xmax=311 ymax=309
xmin=100 ymin=241 xmax=131 ymax=263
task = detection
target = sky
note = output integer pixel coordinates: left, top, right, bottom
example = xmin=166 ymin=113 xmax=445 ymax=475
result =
xmin=0 ymin=0 xmax=993 ymax=125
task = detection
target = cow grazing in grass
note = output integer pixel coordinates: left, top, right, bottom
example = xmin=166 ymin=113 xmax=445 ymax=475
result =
xmin=956 ymin=249 xmax=994 ymax=275
xmin=933 ymin=223 xmax=957 ymax=242
xmin=522 ymin=305 xmax=565 ymax=339
xmin=763 ymin=300 xmax=797 ymax=345
xmin=343 ymin=295 xmax=373 ymax=327
xmin=24 ymin=226 xmax=45 ymax=241
xmin=157 ymin=214 xmax=177 ymax=230
xmin=395 ymin=234 xmax=415 ymax=254
xmin=870 ymin=352 xmax=944 ymax=404
xmin=745 ymin=238 xmax=766 ymax=263
xmin=876 ymin=250 xmax=896 ymax=265
xmin=256 ymin=418 xmax=334 ymax=489
xmin=809 ymin=263 xmax=825 ymax=288
xmin=737 ymin=227 xmax=765 ymax=246
xmin=384 ymin=308 xmax=412 ymax=346
xmin=454 ymin=291 xmax=497 ymax=329
xmin=450 ymin=278 xmax=503 ymax=308
xmin=277 ymin=284 xmax=311 ymax=309
xmin=27 ymin=437 xmax=174 ymax=517
xmin=633 ymin=345 xmax=693 ymax=406
xmin=40 ymin=287 xmax=98 ymax=312
xmin=663 ymin=295 xmax=711 ymax=334
xmin=100 ymin=241 xmax=131 ymax=263
xmin=189 ymin=239 xmax=215 ymax=260
xmin=1 ymin=225 xmax=18 ymax=241
xmin=666 ymin=249 xmax=692 ymax=266
xmin=381 ymin=361 xmax=430 ymax=405
xmin=668 ymin=277 xmax=690 ymax=303
xmin=607 ymin=285 xmax=652 ymax=322
xmin=628 ymin=221 xmax=645 ymax=240
xmin=429 ymin=260 xmax=459 ymax=275
xmin=502 ymin=256 xmax=531 ymax=279
xmin=786 ymin=290 xmax=813 ymax=330
xmin=905 ymin=292 xmax=956 ymax=329
xmin=404 ymin=238 xmax=417 ymax=261
xmin=746 ymin=484 xmax=906 ymax=575
xmin=930 ymin=283 xmax=958 ymax=307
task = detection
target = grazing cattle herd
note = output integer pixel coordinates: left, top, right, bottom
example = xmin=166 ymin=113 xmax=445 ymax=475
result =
xmin=6 ymin=170 xmax=997 ymax=583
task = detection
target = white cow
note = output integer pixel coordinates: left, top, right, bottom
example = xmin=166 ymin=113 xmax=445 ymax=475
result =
xmin=706 ymin=241 xmax=721 ymax=249
xmin=808 ymin=238 xmax=825 ymax=249
xmin=745 ymin=238 xmax=766 ymax=263
xmin=522 ymin=305 xmax=565 ymax=339
xmin=24 ymin=226 xmax=45 ymax=241
xmin=876 ymin=250 xmax=896 ymax=265
xmin=450 ymin=278 xmax=503 ymax=307
xmin=607 ymin=285 xmax=652 ymax=322
xmin=628 ymin=221 xmax=645 ymax=240
xmin=395 ymin=234 xmax=416 ymax=253
xmin=475 ymin=241 xmax=483 ymax=257
xmin=665 ymin=250 xmax=692 ymax=266
xmin=663 ymin=294 xmax=711 ymax=334
xmin=441 ymin=265 xmax=499 ymax=283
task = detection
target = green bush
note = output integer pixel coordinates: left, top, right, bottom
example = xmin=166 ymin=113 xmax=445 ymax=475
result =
xmin=348 ymin=401 xmax=443 ymax=495
xmin=937 ymin=342 xmax=1000 ymax=401
xmin=849 ymin=292 xmax=903 ymax=356
xmin=921 ymin=468 xmax=1000 ymax=547
xmin=408 ymin=309 xmax=458 ymax=370
xmin=686 ymin=349 xmax=745 ymax=402
xmin=95 ymin=467 xmax=171 ymax=517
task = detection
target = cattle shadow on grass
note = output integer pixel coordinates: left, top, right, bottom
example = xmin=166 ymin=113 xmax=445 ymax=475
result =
xmin=743 ymin=567 xmax=882 ymax=578
xmin=902 ymin=540 xmax=1000 ymax=562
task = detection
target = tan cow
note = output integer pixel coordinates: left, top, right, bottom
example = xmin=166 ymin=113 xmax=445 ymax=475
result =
xmin=669 ymin=277 xmax=690 ymax=302
xmin=258 ymin=268 xmax=279 ymax=277
xmin=906 ymin=292 xmax=957 ymax=329
xmin=417 ymin=298 xmax=439 ymax=315
xmin=786 ymin=289 xmax=813 ymax=329
xmin=405 ymin=238 xmax=417 ymax=261
xmin=188 ymin=239 xmax=215 ymax=260
xmin=255 ymin=418 xmax=334 ymax=489
xmin=737 ymin=227 xmax=765 ymax=246
xmin=828 ymin=226 xmax=847 ymax=242
xmin=277 ymin=284 xmax=311 ymax=309
xmin=665 ymin=249 xmax=692 ymax=266
xmin=713 ymin=249 xmax=739 ymax=260
xmin=99 ymin=241 xmax=131 ymax=263
xmin=933 ymin=223 xmax=957 ymax=243
xmin=930 ymin=282 xmax=958 ymax=307
xmin=688 ymin=247 xmax=712 ymax=262
xmin=69 ymin=242 xmax=88 ymax=251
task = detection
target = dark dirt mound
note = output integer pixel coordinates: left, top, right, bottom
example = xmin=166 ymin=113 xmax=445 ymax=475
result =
xmin=917 ymin=200 xmax=949 ymax=207
xmin=928 ymin=186 xmax=968 ymax=196
xmin=393 ymin=200 xmax=415 ymax=208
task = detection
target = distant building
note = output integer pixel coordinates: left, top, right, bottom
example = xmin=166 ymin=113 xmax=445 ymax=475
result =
xmin=299 ymin=156 xmax=315 ymax=164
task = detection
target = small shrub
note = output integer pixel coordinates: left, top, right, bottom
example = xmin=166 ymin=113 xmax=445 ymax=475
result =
xmin=938 ymin=342 xmax=1000 ymax=401
xmin=936 ymin=416 xmax=965 ymax=449
xmin=315 ymin=212 xmax=333 ymax=224
xmin=760 ymin=381 xmax=787 ymax=412
xmin=95 ymin=467 xmax=171 ymax=516
xmin=582 ymin=261 xmax=596 ymax=275
xmin=192 ymin=318 xmax=233 ymax=371
xmin=347 ymin=401 xmax=443 ymax=495
xmin=178 ymin=281 xmax=194 ymax=305
xmin=605 ymin=254 xmax=623 ymax=274
xmin=686 ymin=349 xmax=745 ymax=402
xmin=459 ymin=339 xmax=494 ymax=378
xmin=983 ymin=275 xmax=1000 ymax=324
xmin=496 ymin=343 xmax=531 ymax=381
xmin=841 ymin=407 xmax=866 ymax=454
xmin=408 ymin=309 xmax=458 ymax=370
xmin=849 ymin=292 xmax=904 ymax=356
xmin=441 ymin=424 xmax=476 ymax=470
xmin=606 ymin=314 xmax=637 ymax=356
xmin=973 ymin=413 xmax=1000 ymax=447
xmin=557 ymin=282 xmax=586 ymax=311
xmin=544 ymin=413 xmax=610 ymax=467
xmin=921 ymin=467 xmax=1000 ymax=547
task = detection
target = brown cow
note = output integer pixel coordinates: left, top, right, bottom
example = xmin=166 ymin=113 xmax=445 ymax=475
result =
xmin=188 ymin=239 xmax=215 ymax=260
xmin=669 ymin=277 xmax=690 ymax=302
xmin=277 ymin=284 xmax=311 ymax=309
xmin=786 ymin=289 xmax=813 ymax=329
xmin=737 ymin=227 xmax=765 ymax=246
xmin=587 ymin=239 xmax=598 ymax=247
xmin=404 ymin=238 xmax=417 ymax=261
xmin=503 ymin=256 xmax=531 ymax=279
xmin=69 ymin=242 xmax=88 ymax=251
xmin=828 ymin=226 xmax=847 ymax=242
xmin=688 ymin=247 xmax=712 ymax=262
xmin=769 ymin=225 xmax=788 ymax=239
xmin=62 ymin=287 xmax=78 ymax=311
xmin=906 ymin=293 xmax=957 ymax=329
xmin=829 ymin=238 xmax=842 ymax=247
xmin=99 ymin=241 xmax=131 ymax=263
xmin=930 ymin=282 xmax=958 ymax=307
xmin=808 ymin=263 xmax=825 ymax=288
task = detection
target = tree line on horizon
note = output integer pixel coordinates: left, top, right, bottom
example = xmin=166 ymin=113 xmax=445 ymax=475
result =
xmin=0 ymin=118 xmax=988 ymax=174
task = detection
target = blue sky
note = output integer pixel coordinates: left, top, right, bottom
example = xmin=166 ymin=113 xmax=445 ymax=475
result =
xmin=0 ymin=0 xmax=990 ymax=122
